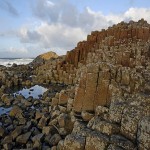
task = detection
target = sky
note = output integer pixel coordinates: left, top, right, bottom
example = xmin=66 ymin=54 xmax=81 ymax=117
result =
xmin=0 ymin=0 xmax=150 ymax=58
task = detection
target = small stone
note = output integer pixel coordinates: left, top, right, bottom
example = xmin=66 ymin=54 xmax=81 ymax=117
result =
xmin=11 ymin=126 xmax=22 ymax=140
xmin=58 ymin=92 xmax=69 ymax=105
xmin=1 ymin=94 xmax=14 ymax=105
xmin=3 ymin=143 xmax=13 ymax=150
xmin=2 ymin=135 xmax=12 ymax=144
xmin=110 ymin=135 xmax=135 ymax=150
xmin=9 ymin=105 xmax=23 ymax=118
xmin=33 ymin=141 xmax=42 ymax=149
xmin=51 ymin=146 xmax=57 ymax=150
xmin=24 ymin=121 xmax=32 ymax=131
xmin=32 ymin=133 xmax=44 ymax=142
xmin=85 ymin=131 xmax=109 ymax=150
xmin=0 ymin=126 xmax=5 ymax=137
xmin=58 ymin=105 xmax=67 ymax=113
xmin=16 ymin=132 xmax=31 ymax=144
xmin=81 ymin=111 xmax=94 ymax=121
xmin=42 ymin=126 xmax=52 ymax=135
xmin=44 ymin=134 xmax=51 ymax=144
xmin=107 ymin=144 xmax=124 ymax=150
xmin=64 ymin=134 xmax=86 ymax=150
xmin=51 ymin=97 xmax=59 ymax=106
xmin=58 ymin=113 xmax=67 ymax=127
xmin=95 ymin=106 xmax=109 ymax=116
xmin=49 ymin=134 xmax=62 ymax=146
xmin=57 ymin=140 xmax=64 ymax=150
xmin=38 ymin=115 xmax=48 ymax=128
xmin=35 ymin=111 xmax=44 ymax=120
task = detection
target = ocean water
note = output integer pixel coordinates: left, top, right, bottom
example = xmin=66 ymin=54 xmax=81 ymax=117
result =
xmin=0 ymin=107 xmax=12 ymax=115
xmin=0 ymin=58 xmax=34 ymax=67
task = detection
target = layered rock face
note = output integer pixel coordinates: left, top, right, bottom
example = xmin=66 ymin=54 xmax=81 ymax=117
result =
xmin=1 ymin=19 xmax=149 ymax=149
xmin=73 ymin=19 xmax=150 ymax=112
xmin=31 ymin=19 xmax=150 ymax=149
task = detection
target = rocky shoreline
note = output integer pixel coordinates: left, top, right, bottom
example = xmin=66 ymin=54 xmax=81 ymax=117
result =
xmin=0 ymin=19 xmax=150 ymax=150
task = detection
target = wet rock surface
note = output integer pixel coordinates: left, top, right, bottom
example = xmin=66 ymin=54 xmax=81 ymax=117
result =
xmin=0 ymin=19 xmax=150 ymax=149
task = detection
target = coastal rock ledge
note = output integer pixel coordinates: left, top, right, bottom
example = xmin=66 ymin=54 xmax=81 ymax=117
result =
xmin=0 ymin=19 xmax=150 ymax=149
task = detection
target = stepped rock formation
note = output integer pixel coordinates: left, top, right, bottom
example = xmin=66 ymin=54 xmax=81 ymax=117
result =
xmin=0 ymin=19 xmax=150 ymax=149
xmin=33 ymin=19 xmax=150 ymax=149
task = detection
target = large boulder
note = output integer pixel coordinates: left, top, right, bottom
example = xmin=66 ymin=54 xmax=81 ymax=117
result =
xmin=31 ymin=51 xmax=58 ymax=67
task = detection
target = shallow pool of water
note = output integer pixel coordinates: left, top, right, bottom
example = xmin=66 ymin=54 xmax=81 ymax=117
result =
xmin=0 ymin=107 xmax=12 ymax=115
xmin=14 ymin=85 xmax=48 ymax=99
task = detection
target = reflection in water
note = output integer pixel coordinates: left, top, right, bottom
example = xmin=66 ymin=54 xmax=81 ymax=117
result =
xmin=0 ymin=107 xmax=12 ymax=115
xmin=14 ymin=85 xmax=48 ymax=99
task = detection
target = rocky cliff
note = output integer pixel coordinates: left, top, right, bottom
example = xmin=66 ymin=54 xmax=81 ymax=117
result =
xmin=33 ymin=19 xmax=150 ymax=149
xmin=0 ymin=19 xmax=150 ymax=149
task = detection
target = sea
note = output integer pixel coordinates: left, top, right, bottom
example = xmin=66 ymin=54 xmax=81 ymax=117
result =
xmin=0 ymin=58 xmax=34 ymax=67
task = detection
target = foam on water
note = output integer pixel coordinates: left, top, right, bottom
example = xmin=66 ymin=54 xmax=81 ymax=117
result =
xmin=0 ymin=58 xmax=34 ymax=67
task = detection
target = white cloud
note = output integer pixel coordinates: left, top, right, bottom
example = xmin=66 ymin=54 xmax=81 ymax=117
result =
xmin=18 ymin=4 xmax=150 ymax=56
xmin=124 ymin=7 xmax=150 ymax=22
xmin=19 ymin=22 xmax=87 ymax=55
xmin=9 ymin=47 xmax=28 ymax=53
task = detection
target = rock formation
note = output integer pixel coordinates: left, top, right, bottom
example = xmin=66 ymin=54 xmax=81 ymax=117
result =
xmin=0 ymin=19 xmax=150 ymax=149
xmin=33 ymin=19 xmax=150 ymax=149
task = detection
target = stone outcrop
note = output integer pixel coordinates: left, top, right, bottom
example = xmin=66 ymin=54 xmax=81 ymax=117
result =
xmin=0 ymin=19 xmax=150 ymax=149
xmin=31 ymin=51 xmax=58 ymax=66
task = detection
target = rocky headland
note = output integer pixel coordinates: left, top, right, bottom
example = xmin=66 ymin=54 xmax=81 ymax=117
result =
xmin=0 ymin=19 xmax=150 ymax=150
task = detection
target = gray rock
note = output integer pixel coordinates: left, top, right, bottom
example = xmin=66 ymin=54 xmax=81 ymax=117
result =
xmin=110 ymin=135 xmax=135 ymax=150
xmin=64 ymin=134 xmax=85 ymax=150
xmin=107 ymin=144 xmax=124 ymax=150
xmin=35 ymin=111 xmax=44 ymax=120
xmin=32 ymin=133 xmax=44 ymax=142
xmin=2 ymin=135 xmax=12 ymax=144
xmin=137 ymin=117 xmax=150 ymax=149
xmin=33 ymin=140 xmax=42 ymax=149
xmin=95 ymin=106 xmax=109 ymax=116
xmin=16 ymin=132 xmax=32 ymax=144
xmin=42 ymin=126 xmax=52 ymax=135
xmin=49 ymin=133 xmax=62 ymax=146
xmin=11 ymin=126 xmax=23 ymax=140
xmin=3 ymin=143 xmax=13 ymax=150
xmin=1 ymin=94 xmax=14 ymax=105
xmin=0 ymin=126 xmax=5 ymax=137
xmin=81 ymin=111 xmax=94 ymax=121
xmin=121 ymin=106 xmax=144 ymax=141
xmin=92 ymin=119 xmax=120 ymax=136
xmin=38 ymin=115 xmax=48 ymax=128
xmin=85 ymin=131 xmax=109 ymax=150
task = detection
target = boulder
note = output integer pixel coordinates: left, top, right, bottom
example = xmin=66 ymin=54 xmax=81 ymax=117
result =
xmin=11 ymin=126 xmax=22 ymax=140
xmin=0 ymin=126 xmax=5 ymax=137
xmin=64 ymin=134 xmax=85 ymax=150
xmin=16 ymin=132 xmax=32 ymax=144
xmin=81 ymin=111 xmax=94 ymax=121
xmin=58 ymin=92 xmax=69 ymax=105
xmin=137 ymin=117 xmax=150 ymax=149
xmin=85 ymin=131 xmax=109 ymax=150
xmin=9 ymin=106 xmax=23 ymax=118
xmin=49 ymin=134 xmax=62 ymax=146
xmin=1 ymin=94 xmax=14 ymax=105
